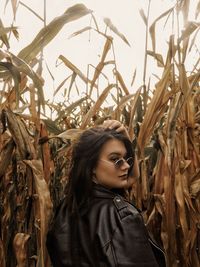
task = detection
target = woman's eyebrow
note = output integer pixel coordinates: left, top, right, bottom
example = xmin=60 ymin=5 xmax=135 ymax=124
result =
xmin=108 ymin=152 xmax=126 ymax=157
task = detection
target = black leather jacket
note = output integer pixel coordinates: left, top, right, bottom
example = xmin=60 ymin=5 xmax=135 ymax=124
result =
xmin=47 ymin=184 xmax=166 ymax=267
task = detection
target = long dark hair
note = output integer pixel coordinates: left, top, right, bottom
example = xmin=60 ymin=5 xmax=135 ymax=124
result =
xmin=65 ymin=126 xmax=134 ymax=214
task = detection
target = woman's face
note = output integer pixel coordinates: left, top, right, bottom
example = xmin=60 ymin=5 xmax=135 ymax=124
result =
xmin=93 ymin=138 xmax=133 ymax=189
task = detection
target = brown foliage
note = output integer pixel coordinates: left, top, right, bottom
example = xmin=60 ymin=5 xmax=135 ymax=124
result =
xmin=0 ymin=2 xmax=200 ymax=267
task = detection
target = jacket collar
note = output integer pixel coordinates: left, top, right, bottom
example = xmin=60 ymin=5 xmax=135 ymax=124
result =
xmin=92 ymin=183 xmax=125 ymax=199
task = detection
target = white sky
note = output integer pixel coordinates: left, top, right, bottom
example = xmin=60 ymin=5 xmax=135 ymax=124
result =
xmin=0 ymin=0 xmax=199 ymax=107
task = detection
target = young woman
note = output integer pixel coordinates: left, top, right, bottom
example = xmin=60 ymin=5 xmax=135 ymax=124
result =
xmin=46 ymin=120 xmax=166 ymax=266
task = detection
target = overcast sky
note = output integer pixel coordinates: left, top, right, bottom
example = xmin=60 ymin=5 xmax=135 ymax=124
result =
xmin=1 ymin=0 xmax=198 ymax=104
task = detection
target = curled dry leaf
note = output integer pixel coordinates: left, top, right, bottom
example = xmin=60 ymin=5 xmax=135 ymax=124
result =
xmin=59 ymin=55 xmax=94 ymax=88
xmin=178 ymin=21 xmax=200 ymax=42
xmin=190 ymin=178 xmax=200 ymax=197
xmin=6 ymin=109 xmax=36 ymax=160
xmin=103 ymin=17 xmax=130 ymax=46
xmin=114 ymin=70 xmax=130 ymax=95
xmin=13 ymin=233 xmax=30 ymax=267
xmin=0 ymin=238 xmax=6 ymax=267
xmin=0 ymin=19 xmax=10 ymax=48
xmin=137 ymin=64 xmax=172 ymax=155
xmin=40 ymin=122 xmax=52 ymax=183
xmin=90 ymin=37 xmax=112 ymax=91
xmin=81 ymin=84 xmax=116 ymax=129
xmin=0 ymin=138 xmax=15 ymax=178
xmin=139 ymin=8 xmax=147 ymax=25
xmin=149 ymin=8 xmax=173 ymax=52
xmin=58 ymin=128 xmax=83 ymax=142
xmin=18 ymin=4 xmax=92 ymax=63
xmin=24 ymin=159 xmax=53 ymax=267
xmin=147 ymin=50 xmax=164 ymax=67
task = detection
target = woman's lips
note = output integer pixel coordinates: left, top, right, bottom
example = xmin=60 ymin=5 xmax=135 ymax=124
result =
xmin=119 ymin=174 xmax=128 ymax=179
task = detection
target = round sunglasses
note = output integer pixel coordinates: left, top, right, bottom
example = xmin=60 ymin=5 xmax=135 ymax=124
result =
xmin=99 ymin=157 xmax=134 ymax=169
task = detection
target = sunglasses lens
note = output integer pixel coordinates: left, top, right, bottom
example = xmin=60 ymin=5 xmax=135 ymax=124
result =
xmin=127 ymin=157 xmax=133 ymax=166
xmin=115 ymin=159 xmax=124 ymax=168
xmin=114 ymin=157 xmax=133 ymax=168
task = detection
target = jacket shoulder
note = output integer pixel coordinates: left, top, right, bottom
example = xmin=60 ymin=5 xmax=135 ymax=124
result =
xmin=91 ymin=194 xmax=140 ymax=229
xmin=112 ymin=195 xmax=137 ymax=219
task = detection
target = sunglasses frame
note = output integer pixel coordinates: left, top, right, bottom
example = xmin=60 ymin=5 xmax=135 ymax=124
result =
xmin=99 ymin=157 xmax=134 ymax=169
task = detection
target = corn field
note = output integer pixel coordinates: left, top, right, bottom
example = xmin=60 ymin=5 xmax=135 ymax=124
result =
xmin=0 ymin=1 xmax=200 ymax=267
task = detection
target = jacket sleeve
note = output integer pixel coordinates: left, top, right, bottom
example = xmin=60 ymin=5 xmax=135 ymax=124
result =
xmin=111 ymin=197 xmax=160 ymax=267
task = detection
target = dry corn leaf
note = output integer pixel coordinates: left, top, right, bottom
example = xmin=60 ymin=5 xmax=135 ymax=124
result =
xmin=11 ymin=0 xmax=18 ymax=18
xmin=0 ymin=51 xmax=45 ymax=110
xmin=182 ymin=36 xmax=189 ymax=63
xmin=139 ymin=8 xmax=147 ymax=25
xmin=113 ymin=93 xmax=135 ymax=114
xmin=103 ymin=17 xmax=130 ymax=46
xmin=90 ymin=37 xmax=112 ymax=90
xmin=58 ymin=55 xmax=94 ymax=87
xmin=19 ymin=1 xmax=44 ymax=22
xmin=154 ymin=194 xmax=166 ymax=220
xmin=69 ymin=26 xmax=92 ymax=38
xmin=67 ymin=72 xmax=77 ymax=98
xmin=42 ymin=119 xmax=62 ymax=135
xmin=140 ymin=160 xmax=149 ymax=203
xmin=5 ymin=0 xmax=18 ymax=18
xmin=12 ymin=28 xmax=19 ymax=40
xmin=0 ymin=19 xmax=10 ymax=48
xmin=147 ymin=50 xmax=164 ymax=67
xmin=29 ymin=83 xmax=38 ymax=122
xmin=178 ymin=21 xmax=200 ymax=42
xmin=81 ymin=84 xmax=115 ymax=128
xmin=179 ymin=63 xmax=190 ymax=94
xmin=190 ymin=178 xmax=200 ymax=197
xmin=188 ymin=27 xmax=200 ymax=53
xmin=53 ymin=76 xmax=71 ymax=97
xmin=186 ymin=95 xmax=195 ymax=130
xmin=58 ymin=128 xmax=83 ymax=141
xmin=165 ymin=92 xmax=182 ymax=169
xmin=0 ymin=138 xmax=15 ymax=178
xmin=174 ymin=169 xmax=189 ymax=248
xmin=18 ymin=4 xmax=92 ymax=63
xmin=190 ymin=238 xmax=200 ymax=266
xmin=13 ymin=233 xmax=30 ymax=267
xmin=150 ymin=196 xmax=166 ymax=254
xmin=131 ymin=68 xmax=137 ymax=87
xmin=90 ymin=62 xmax=105 ymax=91
xmin=0 ymin=238 xmax=5 ymax=267
xmin=6 ymin=109 xmax=36 ymax=159
xmin=178 ymin=0 xmax=190 ymax=26
xmin=0 ymin=47 xmax=10 ymax=60
xmin=154 ymin=150 xmax=165 ymax=194
xmin=0 ymin=26 xmax=18 ymax=36
xmin=24 ymin=159 xmax=53 ymax=267
xmin=114 ymin=70 xmax=130 ymax=95
xmin=181 ymin=172 xmax=196 ymax=213
xmin=40 ymin=122 xmax=52 ymax=183
xmin=195 ymin=0 xmax=200 ymax=19
xmin=101 ymin=36 xmax=113 ymax=62
xmin=54 ymin=96 xmax=87 ymax=123
xmin=128 ymin=87 xmax=142 ymax=139
xmin=163 ymin=163 xmax=177 ymax=264
xmin=165 ymin=35 xmax=177 ymax=67
xmin=149 ymin=8 xmax=173 ymax=52
xmin=0 ymin=62 xmax=21 ymax=106
xmin=137 ymin=64 xmax=172 ymax=155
